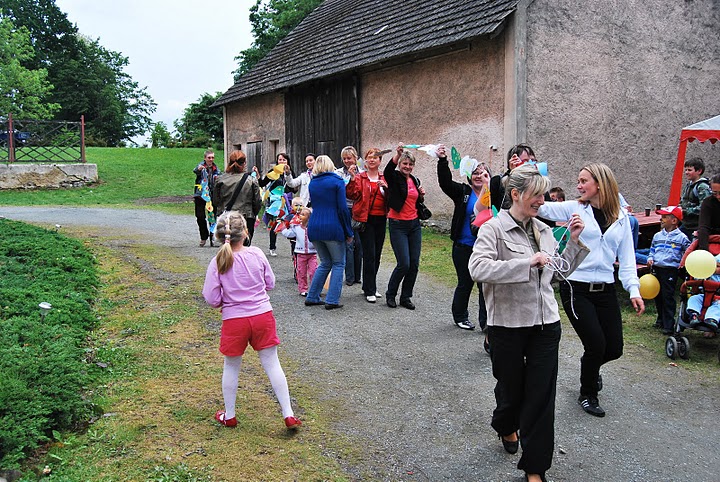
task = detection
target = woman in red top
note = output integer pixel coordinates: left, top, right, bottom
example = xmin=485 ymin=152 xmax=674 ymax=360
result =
xmin=347 ymin=148 xmax=389 ymax=303
xmin=382 ymin=144 xmax=426 ymax=309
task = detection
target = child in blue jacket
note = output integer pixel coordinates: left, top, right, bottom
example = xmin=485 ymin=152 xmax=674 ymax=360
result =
xmin=647 ymin=206 xmax=691 ymax=334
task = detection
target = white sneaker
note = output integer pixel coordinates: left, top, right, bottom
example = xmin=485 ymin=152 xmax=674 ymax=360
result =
xmin=366 ymin=295 xmax=377 ymax=303
xmin=375 ymin=291 xmax=382 ymax=298
xmin=269 ymin=249 xmax=277 ymax=257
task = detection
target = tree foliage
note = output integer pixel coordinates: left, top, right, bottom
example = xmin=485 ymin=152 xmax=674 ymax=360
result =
xmin=233 ymin=0 xmax=323 ymax=79
xmin=173 ymin=92 xmax=223 ymax=148
xmin=0 ymin=17 xmax=59 ymax=119
xmin=150 ymin=121 xmax=172 ymax=148
xmin=0 ymin=0 xmax=156 ymax=146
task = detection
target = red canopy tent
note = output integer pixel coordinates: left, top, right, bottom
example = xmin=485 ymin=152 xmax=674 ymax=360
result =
xmin=668 ymin=114 xmax=720 ymax=205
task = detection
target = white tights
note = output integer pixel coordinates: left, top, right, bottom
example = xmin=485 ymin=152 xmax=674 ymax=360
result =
xmin=221 ymin=345 xmax=294 ymax=420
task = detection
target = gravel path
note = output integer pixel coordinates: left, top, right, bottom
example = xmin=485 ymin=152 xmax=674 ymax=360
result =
xmin=3 ymin=206 xmax=719 ymax=481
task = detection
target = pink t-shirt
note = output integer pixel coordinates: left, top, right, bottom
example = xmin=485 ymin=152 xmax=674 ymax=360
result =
xmin=388 ymin=177 xmax=419 ymax=221
xmin=202 ymin=246 xmax=275 ymax=319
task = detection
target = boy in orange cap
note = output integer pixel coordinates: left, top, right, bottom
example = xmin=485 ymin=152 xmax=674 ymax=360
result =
xmin=647 ymin=206 xmax=690 ymax=334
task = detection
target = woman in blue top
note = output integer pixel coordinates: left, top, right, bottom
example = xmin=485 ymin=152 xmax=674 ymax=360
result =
xmin=304 ymin=155 xmax=354 ymax=310
xmin=436 ymin=144 xmax=490 ymax=332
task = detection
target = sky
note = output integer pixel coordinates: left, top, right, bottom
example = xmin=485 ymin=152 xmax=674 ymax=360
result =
xmin=55 ymin=0 xmax=256 ymax=143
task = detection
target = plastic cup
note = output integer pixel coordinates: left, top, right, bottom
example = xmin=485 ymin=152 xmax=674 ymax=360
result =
xmin=645 ymin=208 xmax=651 ymax=216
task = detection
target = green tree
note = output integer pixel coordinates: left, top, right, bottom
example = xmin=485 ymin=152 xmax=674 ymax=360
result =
xmin=0 ymin=0 xmax=156 ymax=146
xmin=0 ymin=17 xmax=59 ymax=119
xmin=149 ymin=121 xmax=172 ymax=148
xmin=233 ymin=0 xmax=323 ymax=79
xmin=173 ymin=92 xmax=223 ymax=147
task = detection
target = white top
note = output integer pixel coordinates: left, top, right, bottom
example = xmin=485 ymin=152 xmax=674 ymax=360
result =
xmin=286 ymin=171 xmax=312 ymax=206
xmin=538 ymin=200 xmax=640 ymax=298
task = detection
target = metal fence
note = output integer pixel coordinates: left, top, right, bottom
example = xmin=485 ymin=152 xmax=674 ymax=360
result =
xmin=1 ymin=114 xmax=86 ymax=163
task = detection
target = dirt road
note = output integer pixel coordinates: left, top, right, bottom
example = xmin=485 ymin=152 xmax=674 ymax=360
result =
xmin=3 ymin=206 xmax=719 ymax=481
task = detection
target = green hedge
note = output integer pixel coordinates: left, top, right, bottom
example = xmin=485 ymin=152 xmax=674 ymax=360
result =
xmin=0 ymin=219 xmax=99 ymax=468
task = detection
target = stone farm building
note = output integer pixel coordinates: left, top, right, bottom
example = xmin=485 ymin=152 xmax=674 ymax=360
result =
xmin=214 ymin=0 xmax=720 ymax=218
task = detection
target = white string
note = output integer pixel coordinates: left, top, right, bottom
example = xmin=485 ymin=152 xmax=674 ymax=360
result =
xmin=542 ymin=227 xmax=579 ymax=319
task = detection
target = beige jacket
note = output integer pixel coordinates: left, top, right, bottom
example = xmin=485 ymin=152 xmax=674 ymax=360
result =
xmin=469 ymin=210 xmax=590 ymax=328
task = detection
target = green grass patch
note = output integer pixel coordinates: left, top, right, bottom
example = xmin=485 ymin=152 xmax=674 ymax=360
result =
xmin=0 ymin=147 xmax=218 ymax=208
xmin=0 ymin=219 xmax=101 ymax=468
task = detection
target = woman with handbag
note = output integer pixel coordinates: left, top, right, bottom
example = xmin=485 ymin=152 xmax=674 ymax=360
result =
xmin=213 ymin=150 xmax=262 ymax=245
xmin=383 ymin=144 xmax=426 ymax=310
xmin=347 ymin=148 xmax=389 ymax=303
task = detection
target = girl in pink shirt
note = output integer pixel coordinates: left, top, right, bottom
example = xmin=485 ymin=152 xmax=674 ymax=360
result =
xmin=202 ymin=211 xmax=301 ymax=430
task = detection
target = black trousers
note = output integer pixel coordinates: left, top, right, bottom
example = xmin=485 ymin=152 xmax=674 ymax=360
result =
xmin=451 ymin=243 xmax=487 ymax=329
xmin=654 ymin=266 xmax=679 ymax=331
xmin=194 ymin=196 xmax=209 ymax=241
xmin=559 ymin=281 xmax=623 ymax=397
xmin=359 ymin=215 xmax=386 ymax=296
xmin=489 ymin=322 xmax=561 ymax=475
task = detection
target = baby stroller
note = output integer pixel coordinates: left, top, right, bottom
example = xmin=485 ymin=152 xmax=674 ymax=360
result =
xmin=665 ymin=235 xmax=720 ymax=362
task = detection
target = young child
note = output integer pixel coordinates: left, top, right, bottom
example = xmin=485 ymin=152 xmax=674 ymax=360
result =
xmin=679 ymin=157 xmax=711 ymax=240
xmin=202 ymin=211 xmax=301 ymax=430
xmin=281 ymin=207 xmax=318 ymax=296
xmin=646 ymin=206 xmax=691 ymax=334
xmin=686 ymin=253 xmax=720 ymax=332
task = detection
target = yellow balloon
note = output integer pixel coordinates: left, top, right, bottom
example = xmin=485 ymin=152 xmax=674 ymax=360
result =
xmin=638 ymin=273 xmax=660 ymax=300
xmin=685 ymin=250 xmax=717 ymax=279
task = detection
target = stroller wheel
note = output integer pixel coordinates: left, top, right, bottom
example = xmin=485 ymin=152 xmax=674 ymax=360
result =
xmin=678 ymin=337 xmax=690 ymax=360
xmin=665 ymin=337 xmax=678 ymax=360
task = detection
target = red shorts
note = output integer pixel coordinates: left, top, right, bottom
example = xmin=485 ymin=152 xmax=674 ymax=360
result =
xmin=219 ymin=311 xmax=281 ymax=356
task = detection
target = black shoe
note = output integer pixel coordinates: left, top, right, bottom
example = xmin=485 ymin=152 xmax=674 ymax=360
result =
xmin=578 ymin=395 xmax=605 ymax=417
xmin=499 ymin=432 xmax=519 ymax=454
xmin=345 ymin=280 xmax=354 ymax=286
xmin=399 ymin=299 xmax=415 ymax=310
xmin=483 ymin=336 xmax=491 ymax=354
xmin=386 ymin=298 xmax=397 ymax=308
xmin=325 ymin=303 xmax=343 ymax=310
xmin=304 ymin=300 xmax=325 ymax=306
xmin=662 ymin=329 xmax=673 ymax=335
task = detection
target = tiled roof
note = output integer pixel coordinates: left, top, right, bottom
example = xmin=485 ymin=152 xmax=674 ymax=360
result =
xmin=215 ymin=0 xmax=519 ymax=106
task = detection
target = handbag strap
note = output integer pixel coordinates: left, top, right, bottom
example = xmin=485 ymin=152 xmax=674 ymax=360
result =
xmin=225 ymin=173 xmax=249 ymax=211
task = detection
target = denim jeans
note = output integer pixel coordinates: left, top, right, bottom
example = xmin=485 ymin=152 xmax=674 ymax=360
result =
xmin=344 ymin=229 xmax=363 ymax=283
xmin=452 ymin=243 xmax=487 ymax=329
xmin=386 ymin=218 xmax=421 ymax=302
xmin=306 ymin=239 xmax=346 ymax=305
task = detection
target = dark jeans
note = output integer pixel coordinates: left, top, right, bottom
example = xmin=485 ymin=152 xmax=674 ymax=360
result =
xmin=489 ymin=322 xmax=561 ymax=475
xmin=386 ymin=218 xmax=421 ymax=302
xmin=345 ymin=228 xmax=363 ymax=283
xmin=654 ymin=266 xmax=679 ymax=330
xmin=269 ymin=228 xmax=277 ymax=250
xmin=360 ymin=215 xmax=386 ymax=296
xmin=452 ymin=243 xmax=487 ymax=329
xmin=559 ymin=281 xmax=623 ymax=397
xmin=194 ymin=196 xmax=210 ymax=241
xmin=245 ymin=216 xmax=256 ymax=246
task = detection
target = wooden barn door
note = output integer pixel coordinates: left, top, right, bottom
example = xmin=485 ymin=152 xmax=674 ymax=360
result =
xmin=285 ymin=76 xmax=359 ymax=172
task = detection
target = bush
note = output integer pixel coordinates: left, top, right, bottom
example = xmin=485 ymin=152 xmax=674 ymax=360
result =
xmin=0 ymin=220 xmax=100 ymax=468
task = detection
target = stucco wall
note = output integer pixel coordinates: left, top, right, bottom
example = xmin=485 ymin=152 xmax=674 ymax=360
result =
xmin=525 ymin=0 xmax=720 ymax=209
xmin=360 ymin=38 xmax=506 ymax=221
xmin=223 ymin=93 xmax=285 ymax=172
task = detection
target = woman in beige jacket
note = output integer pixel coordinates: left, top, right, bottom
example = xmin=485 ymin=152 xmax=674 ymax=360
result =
xmin=469 ymin=165 xmax=589 ymax=482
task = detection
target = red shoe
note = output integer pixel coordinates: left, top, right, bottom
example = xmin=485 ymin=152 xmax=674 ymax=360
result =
xmin=284 ymin=416 xmax=302 ymax=429
xmin=215 ymin=410 xmax=237 ymax=427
